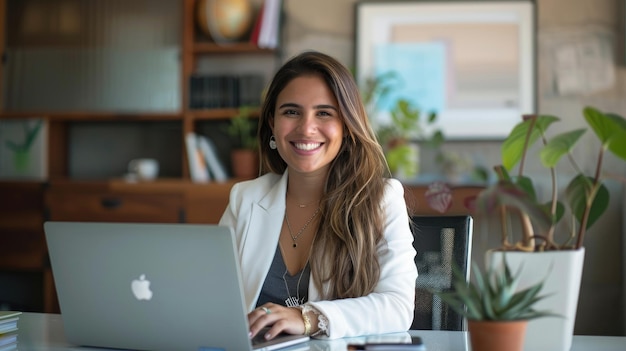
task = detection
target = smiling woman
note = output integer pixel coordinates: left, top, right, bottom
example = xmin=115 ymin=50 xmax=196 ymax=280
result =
xmin=218 ymin=51 xmax=418 ymax=341
xmin=271 ymin=74 xmax=344 ymax=176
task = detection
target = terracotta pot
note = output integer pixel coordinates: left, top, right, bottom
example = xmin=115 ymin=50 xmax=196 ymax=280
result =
xmin=231 ymin=149 xmax=259 ymax=179
xmin=468 ymin=320 xmax=528 ymax=351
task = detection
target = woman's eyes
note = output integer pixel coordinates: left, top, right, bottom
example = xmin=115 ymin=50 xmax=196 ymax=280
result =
xmin=282 ymin=109 xmax=333 ymax=117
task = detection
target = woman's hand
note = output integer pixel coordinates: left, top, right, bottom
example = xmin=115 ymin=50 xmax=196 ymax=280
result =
xmin=248 ymin=303 xmax=305 ymax=340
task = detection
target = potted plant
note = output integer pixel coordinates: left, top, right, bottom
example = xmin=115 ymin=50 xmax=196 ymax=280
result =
xmin=225 ymin=106 xmax=259 ymax=179
xmin=361 ymin=72 xmax=444 ymax=180
xmin=435 ymin=259 xmax=553 ymax=351
xmin=474 ymin=106 xmax=626 ymax=350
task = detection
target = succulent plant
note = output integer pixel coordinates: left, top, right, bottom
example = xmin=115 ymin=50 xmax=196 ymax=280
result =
xmin=434 ymin=259 xmax=554 ymax=321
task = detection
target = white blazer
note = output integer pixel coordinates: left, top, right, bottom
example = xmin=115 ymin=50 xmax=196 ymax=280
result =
xmin=219 ymin=171 xmax=418 ymax=339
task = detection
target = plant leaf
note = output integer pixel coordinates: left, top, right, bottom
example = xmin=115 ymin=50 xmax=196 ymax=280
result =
xmin=514 ymin=175 xmax=537 ymax=202
xmin=540 ymin=129 xmax=586 ymax=168
xmin=565 ymin=174 xmax=610 ymax=229
xmin=584 ymin=107 xmax=626 ymax=161
xmin=501 ymin=115 xmax=559 ymax=171
xmin=475 ymin=181 xmax=552 ymax=233
xmin=541 ymin=200 xmax=565 ymax=224
xmin=605 ymin=113 xmax=626 ymax=161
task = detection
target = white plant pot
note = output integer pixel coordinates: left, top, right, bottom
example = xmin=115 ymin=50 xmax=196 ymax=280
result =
xmin=486 ymin=248 xmax=585 ymax=351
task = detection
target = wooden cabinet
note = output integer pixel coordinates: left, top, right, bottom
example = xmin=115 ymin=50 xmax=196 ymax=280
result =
xmin=46 ymin=185 xmax=185 ymax=224
xmin=0 ymin=182 xmax=55 ymax=313
xmin=45 ymin=179 xmax=237 ymax=225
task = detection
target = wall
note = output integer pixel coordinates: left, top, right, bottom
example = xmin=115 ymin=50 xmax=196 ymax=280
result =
xmin=278 ymin=0 xmax=626 ymax=335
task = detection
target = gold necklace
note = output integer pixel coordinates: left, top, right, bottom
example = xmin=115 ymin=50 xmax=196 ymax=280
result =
xmin=285 ymin=207 xmax=320 ymax=248
xmin=287 ymin=191 xmax=319 ymax=208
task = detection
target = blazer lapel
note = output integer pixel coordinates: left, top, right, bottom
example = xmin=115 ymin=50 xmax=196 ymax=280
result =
xmin=241 ymin=171 xmax=288 ymax=310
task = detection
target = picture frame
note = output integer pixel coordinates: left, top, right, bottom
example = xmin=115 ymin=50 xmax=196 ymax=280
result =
xmin=355 ymin=0 xmax=536 ymax=140
xmin=0 ymin=117 xmax=48 ymax=180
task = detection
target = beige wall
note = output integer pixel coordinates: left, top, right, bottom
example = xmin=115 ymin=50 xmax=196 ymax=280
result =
xmin=278 ymin=0 xmax=626 ymax=336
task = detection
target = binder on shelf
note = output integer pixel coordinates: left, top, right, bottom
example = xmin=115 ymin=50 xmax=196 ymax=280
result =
xmin=185 ymin=133 xmax=210 ymax=183
xmin=249 ymin=2 xmax=265 ymax=46
xmin=258 ymin=0 xmax=282 ymax=49
xmin=197 ymin=135 xmax=228 ymax=182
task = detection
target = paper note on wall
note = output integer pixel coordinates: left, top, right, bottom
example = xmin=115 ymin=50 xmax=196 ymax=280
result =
xmin=554 ymin=35 xmax=615 ymax=96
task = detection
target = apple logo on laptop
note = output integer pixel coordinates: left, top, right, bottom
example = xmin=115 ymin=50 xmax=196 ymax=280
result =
xmin=131 ymin=274 xmax=153 ymax=301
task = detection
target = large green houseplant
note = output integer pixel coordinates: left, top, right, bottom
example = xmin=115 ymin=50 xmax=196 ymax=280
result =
xmin=473 ymin=106 xmax=626 ymax=351
xmin=476 ymin=106 xmax=626 ymax=251
xmin=435 ymin=259 xmax=553 ymax=351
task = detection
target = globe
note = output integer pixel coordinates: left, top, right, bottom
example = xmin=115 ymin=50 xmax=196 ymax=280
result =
xmin=196 ymin=0 xmax=254 ymax=43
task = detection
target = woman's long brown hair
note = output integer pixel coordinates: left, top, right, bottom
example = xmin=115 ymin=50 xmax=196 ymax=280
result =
xmin=258 ymin=51 xmax=389 ymax=299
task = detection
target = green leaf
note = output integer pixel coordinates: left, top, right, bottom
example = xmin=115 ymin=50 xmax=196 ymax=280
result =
xmin=5 ymin=140 xmax=22 ymax=152
xmin=565 ymin=175 xmax=610 ymax=229
xmin=584 ymin=107 xmax=626 ymax=161
xmin=475 ymin=181 xmax=552 ymax=233
xmin=514 ymin=175 xmax=537 ymax=202
xmin=427 ymin=111 xmax=437 ymax=123
xmin=501 ymin=115 xmax=559 ymax=171
xmin=541 ymin=200 xmax=565 ymax=224
xmin=540 ymin=129 xmax=586 ymax=168
xmin=605 ymin=113 xmax=626 ymax=161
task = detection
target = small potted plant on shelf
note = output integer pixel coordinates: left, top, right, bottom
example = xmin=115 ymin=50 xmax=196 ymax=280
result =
xmin=225 ymin=106 xmax=259 ymax=179
xmin=473 ymin=106 xmax=626 ymax=351
xmin=435 ymin=259 xmax=553 ymax=351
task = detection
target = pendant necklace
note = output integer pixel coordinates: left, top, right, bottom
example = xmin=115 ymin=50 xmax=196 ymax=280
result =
xmin=283 ymin=265 xmax=308 ymax=307
xmin=285 ymin=207 xmax=320 ymax=248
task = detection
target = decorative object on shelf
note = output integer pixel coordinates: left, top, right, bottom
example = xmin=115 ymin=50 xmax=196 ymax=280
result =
xmin=0 ymin=118 xmax=47 ymax=180
xmin=225 ymin=107 xmax=259 ymax=179
xmin=196 ymin=0 xmax=254 ymax=44
xmin=424 ymin=182 xmax=452 ymax=214
xmin=473 ymin=107 xmax=626 ymax=351
xmin=434 ymin=258 xmax=553 ymax=351
xmin=127 ymin=158 xmax=159 ymax=181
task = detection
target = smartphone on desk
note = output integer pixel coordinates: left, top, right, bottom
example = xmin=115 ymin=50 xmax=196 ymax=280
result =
xmin=347 ymin=336 xmax=424 ymax=350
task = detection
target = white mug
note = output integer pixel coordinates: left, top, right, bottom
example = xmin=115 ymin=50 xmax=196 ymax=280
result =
xmin=128 ymin=158 xmax=159 ymax=181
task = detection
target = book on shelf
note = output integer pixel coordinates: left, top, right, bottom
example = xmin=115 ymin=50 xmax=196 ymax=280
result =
xmin=0 ymin=310 xmax=20 ymax=351
xmin=185 ymin=133 xmax=210 ymax=183
xmin=197 ymin=135 xmax=228 ymax=182
xmin=0 ymin=311 xmax=20 ymax=335
xmin=258 ymin=0 xmax=282 ymax=49
xmin=249 ymin=2 xmax=265 ymax=46
xmin=0 ymin=332 xmax=17 ymax=349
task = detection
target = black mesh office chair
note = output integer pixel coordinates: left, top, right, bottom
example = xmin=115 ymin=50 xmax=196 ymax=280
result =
xmin=409 ymin=215 xmax=473 ymax=331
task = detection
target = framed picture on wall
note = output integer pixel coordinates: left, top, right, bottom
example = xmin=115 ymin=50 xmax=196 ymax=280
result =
xmin=355 ymin=0 xmax=536 ymax=140
xmin=0 ymin=118 xmax=48 ymax=180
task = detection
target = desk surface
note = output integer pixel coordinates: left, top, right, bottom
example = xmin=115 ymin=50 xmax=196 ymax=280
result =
xmin=12 ymin=313 xmax=626 ymax=351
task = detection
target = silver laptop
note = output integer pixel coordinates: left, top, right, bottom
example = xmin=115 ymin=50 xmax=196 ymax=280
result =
xmin=44 ymin=221 xmax=310 ymax=351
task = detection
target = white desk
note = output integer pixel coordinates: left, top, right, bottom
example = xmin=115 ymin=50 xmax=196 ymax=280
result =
xmin=13 ymin=313 xmax=626 ymax=351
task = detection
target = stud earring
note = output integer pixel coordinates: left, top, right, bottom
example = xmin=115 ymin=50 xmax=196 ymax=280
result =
xmin=269 ymin=136 xmax=277 ymax=150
